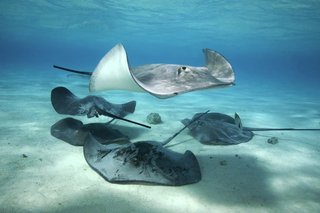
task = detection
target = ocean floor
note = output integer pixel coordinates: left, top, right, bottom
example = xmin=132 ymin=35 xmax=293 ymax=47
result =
xmin=0 ymin=68 xmax=320 ymax=213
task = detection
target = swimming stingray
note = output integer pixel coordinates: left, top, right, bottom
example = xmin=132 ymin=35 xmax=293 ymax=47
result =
xmin=83 ymin=111 xmax=209 ymax=186
xmin=53 ymin=43 xmax=235 ymax=98
xmin=182 ymin=112 xmax=320 ymax=145
xmin=51 ymin=86 xmax=150 ymax=128
xmin=51 ymin=117 xmax=130 ymax=146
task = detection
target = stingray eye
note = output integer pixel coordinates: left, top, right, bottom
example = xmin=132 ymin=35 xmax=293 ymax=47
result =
xmin=177 ymin=66 xmax=190 ymax=76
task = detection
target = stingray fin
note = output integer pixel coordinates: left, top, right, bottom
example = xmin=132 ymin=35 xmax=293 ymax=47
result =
xmin=51 ymin=117 xmax=85 ymax=146
xmin=89 ymin=43 xmax=143 ymax=92
xmin=122 ymin=101 xmax=136 ymax=114
xmin=203 ymin=48 xmax=235 ymax=84
xmin=84 ymin=134 xmax=119 ymax=161
xmin=51 ymin=87 xmax=78 ymax=114
xmin=234 ymin=113 xmax=243 ymax=129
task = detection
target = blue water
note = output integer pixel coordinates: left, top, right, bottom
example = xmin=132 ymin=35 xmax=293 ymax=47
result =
xmin=1 ymin=1 xmax=320 ymax=212
xmin=1 ymin=1 xmax=320 ymax=84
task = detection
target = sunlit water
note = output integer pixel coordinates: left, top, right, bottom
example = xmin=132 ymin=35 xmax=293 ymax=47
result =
xmin=1 ymin=1 xmax=320 ymax=212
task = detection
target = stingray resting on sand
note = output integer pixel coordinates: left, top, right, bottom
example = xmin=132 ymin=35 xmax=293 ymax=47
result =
xmin=51 ymin=86 xmax=150 ymax=128
xmin=53 ymin=43 xmax=235 ymax=98
xmin=182 ymin=112 xmax=320 ymax=145
xmin=51 ymin=111 xmax=209 ymax=186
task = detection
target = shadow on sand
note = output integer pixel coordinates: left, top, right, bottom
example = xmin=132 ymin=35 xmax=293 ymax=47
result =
xmin=188 ymin=153 xmax=275 ymax=207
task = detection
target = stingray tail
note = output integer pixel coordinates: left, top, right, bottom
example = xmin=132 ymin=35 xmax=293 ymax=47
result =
xmin=244 ymin=127 xmax=320 ymax=131
xmin=53 ymin=65 xmax=92 ymax=76
xmin=97 ymin=109 xmax=150 ymax=128
xmin=162 ymin=110 xmax=210 ymax=146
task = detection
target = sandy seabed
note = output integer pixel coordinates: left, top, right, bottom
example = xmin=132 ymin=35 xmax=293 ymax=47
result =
xmin=1 ymin=69 xmax=320 ymax=213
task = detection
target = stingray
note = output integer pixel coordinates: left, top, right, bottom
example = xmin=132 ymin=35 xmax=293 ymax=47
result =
xmin=182 ymin=112 xmax=320 ymax=145
xmin=51 ymin=117 xmax=130 ymax=146
xmin=53 ymin=43 xmax=235 ymax=99
xmin=51 ymin=86 xmax=150 ymax=128
xmin=83 ymin=111 xmax=209 ymax=186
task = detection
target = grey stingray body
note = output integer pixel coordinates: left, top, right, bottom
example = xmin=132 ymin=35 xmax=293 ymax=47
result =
xmin=82 ymin=111 xmax=209 ymax=186
xmin=50 ymin=110 xmax=207 ymax=186
xmin=182 ymin=112 xmax=320 ymax=145
xmin=51 ymin=117 xmax=129 ymax=146
xmin=83 ymin=135 xmax=201 ymax=186
xmin=54 ymin=44 xmax=235 ymax=99
xmin=181 ymin=112 xmax=254 ymax=145
xmin=51 ymin=86 xmax=136 ymax=118
xmin=130 ymin=48 xmax=234 ymax=98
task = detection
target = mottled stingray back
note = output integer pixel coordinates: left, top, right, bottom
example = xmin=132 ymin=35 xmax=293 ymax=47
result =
xmin=83 ymin=135 xmax=201 ymax=186
xmin=182 ymin=112 xmax=254 ymax=145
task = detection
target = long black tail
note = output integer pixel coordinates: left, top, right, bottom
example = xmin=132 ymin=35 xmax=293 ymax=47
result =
xmin=244 ymin=127 xmax=320 ymax=131
xmin=53 ymin=65 xmax=92 ymax=76
xmin=162 ymin=110 xmax=210 ymax=146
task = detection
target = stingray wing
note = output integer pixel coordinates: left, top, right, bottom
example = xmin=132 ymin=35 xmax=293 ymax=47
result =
xmin=83 ymin=136 xmax=201 ymax=186
xmin=51 ymin=117 xmax=85 ymax=146
xmin=51 ymin=86 xmax=136 ymax=118
xmin=51 ymin=117 xmax=130 ymax=146
xmin=89 ymin=44 xmax=144 ymax=92
xmin=204 ymin=48 xmax=235 ymax=83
